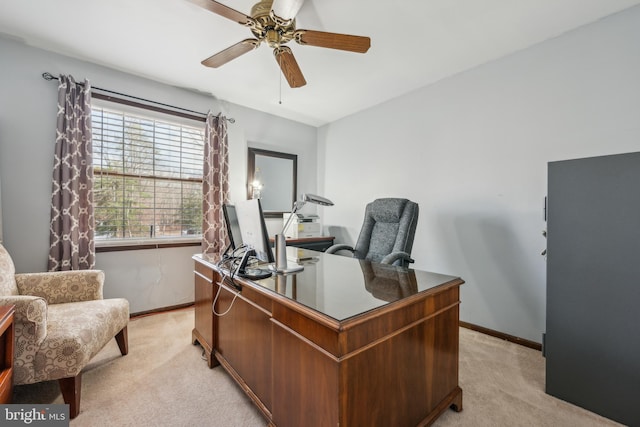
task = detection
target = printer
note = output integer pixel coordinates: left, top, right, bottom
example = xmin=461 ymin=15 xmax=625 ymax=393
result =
xmin=282 ymin=213 xmax=322 ymax=238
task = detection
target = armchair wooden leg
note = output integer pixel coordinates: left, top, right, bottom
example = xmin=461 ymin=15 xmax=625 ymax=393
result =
xmin=115 ymin=326 xmax=128 ymax=356
xmin=59 ymin=375 xmax=81 ymax=419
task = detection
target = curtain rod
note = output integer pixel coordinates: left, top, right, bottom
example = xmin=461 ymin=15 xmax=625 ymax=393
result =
xmin=41 ymin=72 xmax=235 ymax=123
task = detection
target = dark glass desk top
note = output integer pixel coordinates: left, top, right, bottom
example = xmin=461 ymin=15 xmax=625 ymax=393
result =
xmin=195 ymin=249 xmax=462 ymax=323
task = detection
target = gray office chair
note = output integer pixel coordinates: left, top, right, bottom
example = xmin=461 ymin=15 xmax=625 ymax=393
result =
xmin=326 ymin=198 xmax=419 ymax=267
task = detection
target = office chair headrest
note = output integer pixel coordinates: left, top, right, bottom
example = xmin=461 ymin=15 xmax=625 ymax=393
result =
xmin=369 ymin=198 xmax=411 ymax=223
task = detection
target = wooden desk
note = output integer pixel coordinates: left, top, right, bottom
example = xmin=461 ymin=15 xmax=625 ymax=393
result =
xmin=0 ymin=305 xmax=15 ymax=404
xmin=192 ymin=251 xmax=463 ymax=427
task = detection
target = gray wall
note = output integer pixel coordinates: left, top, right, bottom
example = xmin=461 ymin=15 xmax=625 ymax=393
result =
xmin=0 ymin=36 xmax=317 ymax=313
xmin=318 ymin=5 xmax=640 ymax=343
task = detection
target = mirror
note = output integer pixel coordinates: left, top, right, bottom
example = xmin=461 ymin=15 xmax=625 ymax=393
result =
xmin=247 ymin=148 xmax=297 ymax=218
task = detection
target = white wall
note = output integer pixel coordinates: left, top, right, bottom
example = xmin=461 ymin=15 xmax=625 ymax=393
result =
xmin=318 ymin=6 xmax=640 ymax=343
xmin=3 ymin=5 xmax=640 ymax=336
xmin=0 ymin=36 xmax=317 ymax=313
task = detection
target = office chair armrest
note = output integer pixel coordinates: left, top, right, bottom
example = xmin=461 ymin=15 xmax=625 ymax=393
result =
xmin=381 ymin=252 xmax=415 ymax=266
xmin=325 ymin=244 xmax=355 ymax=255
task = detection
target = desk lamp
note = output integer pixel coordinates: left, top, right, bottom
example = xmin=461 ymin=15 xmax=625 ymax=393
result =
xmin=274 ymin=193 xmax=334 ymax=273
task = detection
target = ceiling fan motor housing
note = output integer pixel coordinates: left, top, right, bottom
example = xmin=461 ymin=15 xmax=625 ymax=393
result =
xmin=250 ymin=0 xmax=295 ymax=48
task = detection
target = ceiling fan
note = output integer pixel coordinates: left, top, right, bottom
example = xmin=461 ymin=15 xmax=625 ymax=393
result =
xmin=189 ymin=0 xmax=371 ymax=88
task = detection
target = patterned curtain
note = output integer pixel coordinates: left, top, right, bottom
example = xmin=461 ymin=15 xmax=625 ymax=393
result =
xmin=202 ymin=113 xmax=230 ymax=255
xmin=48 ymin=75 xmax=95 ymax=271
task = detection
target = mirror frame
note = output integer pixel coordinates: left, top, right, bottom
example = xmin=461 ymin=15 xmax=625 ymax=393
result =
xmin=247 ymin=147 xmax=298 ymax=218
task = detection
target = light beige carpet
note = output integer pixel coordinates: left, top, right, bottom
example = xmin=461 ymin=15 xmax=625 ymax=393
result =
xmin=12 ymin=308 xmax=622 ymax=427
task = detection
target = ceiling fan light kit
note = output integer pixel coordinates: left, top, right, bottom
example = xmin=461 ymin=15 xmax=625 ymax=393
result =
xmin=191 ymin=0 xmax=371 ymax=88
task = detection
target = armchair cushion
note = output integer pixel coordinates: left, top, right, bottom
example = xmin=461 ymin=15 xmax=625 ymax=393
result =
xmin=16 ymin=270 xmax=104 ymax=304
xmin=31 ymin=298 xmax=129 ymax=383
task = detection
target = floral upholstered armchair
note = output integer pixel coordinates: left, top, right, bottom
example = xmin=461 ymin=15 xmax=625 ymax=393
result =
xmin=0 ymin=244 xmax=129 ymax=419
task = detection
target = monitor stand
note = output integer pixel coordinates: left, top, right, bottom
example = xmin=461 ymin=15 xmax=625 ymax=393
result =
xmin=237 ymin=249 xmax=273 ymax=280
xmin=239 ymin=268 xmax=273 ymax=280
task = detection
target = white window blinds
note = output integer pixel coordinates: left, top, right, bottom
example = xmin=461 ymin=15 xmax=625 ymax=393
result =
xmin=91 ymin=103 xmax=204 ymax=241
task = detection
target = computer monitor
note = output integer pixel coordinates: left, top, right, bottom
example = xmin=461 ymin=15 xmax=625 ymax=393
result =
xmin=222 ymin=204 xmax=243 ymax=254
xmin=234 ymin=198 xmax=275 ymax=264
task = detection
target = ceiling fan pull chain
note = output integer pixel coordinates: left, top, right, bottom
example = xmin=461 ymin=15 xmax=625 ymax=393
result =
xmin=279 ymin=55 xmax=283 ymax=105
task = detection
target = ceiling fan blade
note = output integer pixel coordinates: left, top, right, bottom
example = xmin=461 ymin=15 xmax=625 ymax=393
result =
xmin=202 ymin=39 xmax=260 ymax=68
xmin=271 ymin=0 xmax=305 ymax=21
xmin=189 ymin=0 xmax=253 ymax=25
xmin=295 ymin=30 xmax=371 ymax=53
xmin=274 ymin=47 xmax=306 ymax=88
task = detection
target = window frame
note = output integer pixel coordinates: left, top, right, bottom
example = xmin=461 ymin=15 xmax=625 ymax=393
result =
xmin=91 ymin=93 xmax=205 ymax=252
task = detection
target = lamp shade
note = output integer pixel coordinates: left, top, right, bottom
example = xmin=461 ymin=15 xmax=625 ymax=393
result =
xmin=301 ymin=193 xmax=334 ymax=206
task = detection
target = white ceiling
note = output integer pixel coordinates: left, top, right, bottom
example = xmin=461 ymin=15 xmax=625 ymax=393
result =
xmin=1 ymin=0 xmax=639 ymax=127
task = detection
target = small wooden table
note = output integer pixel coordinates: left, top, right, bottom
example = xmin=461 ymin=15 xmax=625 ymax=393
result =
xmin=0 ymin=305 xmax=15 ymax=404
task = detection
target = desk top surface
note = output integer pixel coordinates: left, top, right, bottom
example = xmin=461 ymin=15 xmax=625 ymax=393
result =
xmin=195 ymin=250 xmax=462 ymax=323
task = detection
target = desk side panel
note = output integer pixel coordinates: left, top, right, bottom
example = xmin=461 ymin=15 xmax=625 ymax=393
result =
xmin=341 ymin=286 xmax=461 ymax=427
xmin=216 ymin=282 xmax=273 ymax=413
xmin=272 ymin=318 xmax=339 ymax=427
xmin=193 ymin=269 xmax=216 ymax=367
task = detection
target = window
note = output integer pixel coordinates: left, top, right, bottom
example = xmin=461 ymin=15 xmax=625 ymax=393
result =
xmin=91 ymin=99 xmax=204 ymax=246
